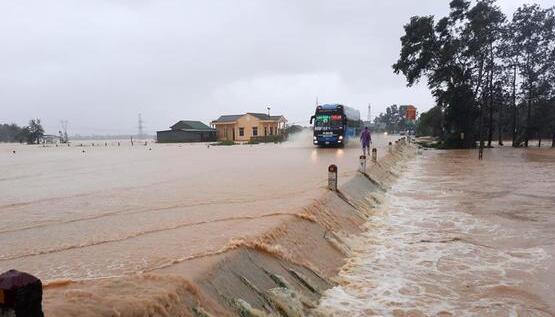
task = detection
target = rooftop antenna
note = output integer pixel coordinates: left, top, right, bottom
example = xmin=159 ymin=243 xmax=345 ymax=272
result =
xmin=138 ymin=113 xmax=144 ymax=138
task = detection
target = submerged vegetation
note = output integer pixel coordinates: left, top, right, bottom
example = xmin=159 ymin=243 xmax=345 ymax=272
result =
xmin=394 ymin=0 xmax=555 ymax=148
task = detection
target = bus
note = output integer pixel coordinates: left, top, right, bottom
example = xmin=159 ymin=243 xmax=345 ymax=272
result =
xmin=310 ymin=104 xmax=361 ymax=147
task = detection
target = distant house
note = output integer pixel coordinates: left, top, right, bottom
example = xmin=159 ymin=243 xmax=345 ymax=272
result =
xmin=42 ymin=134 xmax=61 ymax=144
xmin=210 ymin=113 xmax=287 ymax=142
xmin=157 ymin=120 xmax=216 ymax=143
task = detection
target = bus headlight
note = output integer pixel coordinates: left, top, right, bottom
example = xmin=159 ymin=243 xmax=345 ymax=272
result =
xmin=338 ymin=135 xmax=343 ymax=140
xmin=313 ymin=136 xmax=317 ymax=140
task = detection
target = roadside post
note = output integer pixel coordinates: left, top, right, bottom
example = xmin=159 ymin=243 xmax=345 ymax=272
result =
xmin=359 ymin=155 xmax=366 ymax=173
xmin=0 ymin=270 xmax=44 ymax=317
xmin=328 ymin=164 xmax=338 ymax=191
xmin=372 ymin=148 xmax=377 ymax=162
xmin=388 ymin=142 xmax=393 ymax=154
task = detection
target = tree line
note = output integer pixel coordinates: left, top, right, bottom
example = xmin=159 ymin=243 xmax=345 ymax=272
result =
xmin=373 ymin=104 xmax=416 ymax=134
xmin=394 ymin=0 xmax=555 ymax=148
xmin=0 ymin=120 xmax=45 ymax=144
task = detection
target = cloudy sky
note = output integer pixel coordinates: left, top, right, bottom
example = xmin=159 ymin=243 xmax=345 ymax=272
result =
xmin=1 ymin=0 xmax=553 ymax=135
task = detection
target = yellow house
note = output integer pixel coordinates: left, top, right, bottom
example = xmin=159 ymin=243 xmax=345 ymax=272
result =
xmin=211 ymin=113 xmax=287 ymax=142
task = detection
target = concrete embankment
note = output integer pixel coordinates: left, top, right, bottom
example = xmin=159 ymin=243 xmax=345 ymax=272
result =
xmin=42 ymin=141 xmax=417 ymax=317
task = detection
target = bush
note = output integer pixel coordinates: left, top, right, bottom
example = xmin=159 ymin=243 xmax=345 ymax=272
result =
xmin=212 ymin=140 xmax=236 ymax=146
xmin=250 ymin=135 xmax=284 ymax=143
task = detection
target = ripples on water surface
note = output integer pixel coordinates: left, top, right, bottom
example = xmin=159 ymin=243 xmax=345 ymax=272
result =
xmin=314 ymin=148 xmax=555 ymax=317
xmin=0 ymin=137 xmax=394 ymax=280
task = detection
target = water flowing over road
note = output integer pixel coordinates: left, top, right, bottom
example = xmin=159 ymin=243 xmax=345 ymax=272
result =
xmin=314 ymin=148 xmax=555 ymax=317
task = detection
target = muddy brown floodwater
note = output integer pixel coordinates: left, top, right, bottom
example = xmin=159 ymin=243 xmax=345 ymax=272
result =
xmin=314 ymin=147 xmax=555 ymax=317
xmin=0 ymin=133 xmax=392 ymax=281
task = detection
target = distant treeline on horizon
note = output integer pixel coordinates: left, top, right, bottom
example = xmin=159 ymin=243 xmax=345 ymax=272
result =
xmin=0 ymin=122 xmax=157 ymax=143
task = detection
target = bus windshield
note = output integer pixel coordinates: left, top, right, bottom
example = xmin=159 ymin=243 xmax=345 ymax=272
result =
xmin=315 ymin=114 xmax=343 ymax=128
xmin=315 ymin=115 xmax=330 ymax=127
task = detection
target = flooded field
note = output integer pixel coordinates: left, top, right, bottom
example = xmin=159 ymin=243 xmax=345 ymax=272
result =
xmin=314 ymin=147 xmax=555 ymax=316
xmin=0 ymin=133 xmax=392 ymax=281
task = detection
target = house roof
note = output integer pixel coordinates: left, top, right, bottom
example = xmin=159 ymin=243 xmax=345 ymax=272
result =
xmin=170 ymin=120 xmax=214 ymax=131
xmin=213 ymin=115 xmax=243 ymax=123
xmin=212 ymin=113 xmax=286 ymax=123
xmin=247 ymin=113 xmax=285 ymax=121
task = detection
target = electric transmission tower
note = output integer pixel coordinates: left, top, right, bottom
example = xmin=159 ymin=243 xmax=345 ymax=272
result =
xmin=59 ymin=120 xmax=69 ymax=143
xmin=138 ymin=113 xmax=145 ymax=138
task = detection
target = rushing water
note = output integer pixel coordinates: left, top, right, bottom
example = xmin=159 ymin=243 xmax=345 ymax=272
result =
xmin=314 ymin=148 xmax=555 ymax=317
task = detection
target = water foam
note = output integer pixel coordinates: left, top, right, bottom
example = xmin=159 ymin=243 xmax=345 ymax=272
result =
xmin=313 ymin=152 xmax=552 ymax=317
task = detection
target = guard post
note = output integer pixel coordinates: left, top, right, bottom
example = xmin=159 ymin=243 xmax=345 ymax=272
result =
xmin=328 ymin=164 xmax=338 ymax=192
xmin=371 ymin=148 xmax=377 ymax=162
xmin=388 ymin=142 xmax=393 ymax=154
xmin=359 ymin=155 xmax=366 ymax=173
xmin=0 ymin=270 xmax=44 ymax=317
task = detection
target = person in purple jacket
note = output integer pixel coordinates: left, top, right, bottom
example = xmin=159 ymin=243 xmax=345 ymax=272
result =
xmin=360 ymin=127 xmax=372 ymax=155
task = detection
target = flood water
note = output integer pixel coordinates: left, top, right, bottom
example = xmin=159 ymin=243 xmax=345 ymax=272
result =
xmin=0 ymin=133 xmax=392 ymax=281
xmin=314 ymin=147 xmax=555 ymax=317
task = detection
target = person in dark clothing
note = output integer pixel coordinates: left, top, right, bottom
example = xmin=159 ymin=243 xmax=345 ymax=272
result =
xmin=360 ymin=127 xmax=371 ymax=156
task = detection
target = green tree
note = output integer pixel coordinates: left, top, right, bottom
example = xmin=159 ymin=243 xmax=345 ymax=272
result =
xmin=26 ymin=119 xmax=45 ymax=144
xmin=374 ymin=105 xmax=403 ymax=134
xmin=509 ymin=5 xmax=555 ymax=146
xmin=416 ymin=106 xmax=444 ymax=137
xmin=393 ymin=0 xmax=506 ymax=148
xmin=0 ymin=123 xmax=24 ymax=142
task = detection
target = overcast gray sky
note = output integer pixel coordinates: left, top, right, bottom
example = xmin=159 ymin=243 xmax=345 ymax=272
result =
xmin=1 ymin=0 xmax=553 ymax=135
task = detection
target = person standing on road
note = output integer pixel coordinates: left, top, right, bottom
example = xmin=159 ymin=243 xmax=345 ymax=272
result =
xmin=360 ymin=127 xmax=371 ymax=156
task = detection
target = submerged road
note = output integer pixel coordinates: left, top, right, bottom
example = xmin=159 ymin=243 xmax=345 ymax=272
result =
xmin=0 ymin=133 xmax=393 ymax=280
